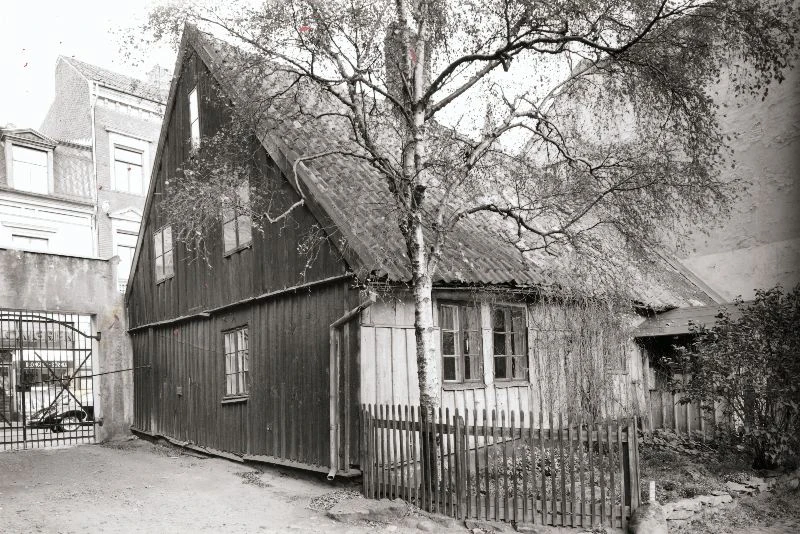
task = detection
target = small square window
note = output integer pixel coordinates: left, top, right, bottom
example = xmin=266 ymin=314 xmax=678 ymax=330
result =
xmin=223 ymin=326 xmax=249 ymax=398
xmin=153 ymin=225 xmax=174 ymax=283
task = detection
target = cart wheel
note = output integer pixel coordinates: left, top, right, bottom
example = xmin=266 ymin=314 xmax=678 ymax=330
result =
xmin=60 ymin=415 xmax=82 ymax=432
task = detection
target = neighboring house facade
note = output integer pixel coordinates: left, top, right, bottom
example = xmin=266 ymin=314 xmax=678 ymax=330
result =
xmin=125 ymin=27 xmax=712 ymax=475
xmin=0 ymin=58 xmax=168 ymax=447
xmin=40 ymin=56 xmax=167 ymax=291
xmin=676 ymin=67 xmax=800 ymax=301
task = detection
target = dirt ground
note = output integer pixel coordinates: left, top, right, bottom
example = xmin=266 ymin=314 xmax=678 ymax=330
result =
xmin=0 ymin=438 xmax=467 ymax=534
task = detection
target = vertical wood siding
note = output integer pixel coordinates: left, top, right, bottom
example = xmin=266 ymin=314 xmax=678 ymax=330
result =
xmin=131 ymin=281 xmax=354 ymax=467
xmin=127 ymin=49 xmax=347 ymax=330
xmin=359 ymin=296 xmax=646 ymax=430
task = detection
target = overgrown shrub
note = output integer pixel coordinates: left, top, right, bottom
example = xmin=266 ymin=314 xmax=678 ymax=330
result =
xmin=669 ymin=286 xmax=800 ymax=469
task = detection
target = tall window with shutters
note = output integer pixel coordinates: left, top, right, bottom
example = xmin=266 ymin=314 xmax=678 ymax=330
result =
xmin=440 ymin=303 xmax=482 ymax=384
xmin=223 ymin=326 xmax=249 ymax=399
xmin=492 ymin=306 xmax=528 ymax=381
xmin=153 ymin=225 xmax=174 ymax=283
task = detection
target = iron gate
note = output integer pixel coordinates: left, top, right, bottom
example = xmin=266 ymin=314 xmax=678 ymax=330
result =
xmin=0 ymin=310 xmax=97 ymax=450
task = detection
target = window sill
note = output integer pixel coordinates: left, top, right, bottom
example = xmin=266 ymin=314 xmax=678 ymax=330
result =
xmin=493 ymin=380 xmax=530 ymax=388
xmin=223 ymin=242 xmax=252 ymax=258
xmin=221 ymin=395 xmax=248 ymax=405
xmin=442 ymin=382 xmax=485 ymax=391
xmin=155 ymin=274 xmax=174 ymax=285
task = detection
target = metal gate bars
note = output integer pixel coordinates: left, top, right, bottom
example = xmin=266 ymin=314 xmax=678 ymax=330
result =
xmin=0 ymin=310 xmax=97 ymax=450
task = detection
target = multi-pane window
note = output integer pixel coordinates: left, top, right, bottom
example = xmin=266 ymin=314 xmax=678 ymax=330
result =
xmin=223 ymin=326 xmax=249 ymax=397
xmin=222 ymin=184 xmax=252 ymax=254
xmin=116 ymin=231 xmax=137 ymax=292
xmin=492 ymin=306 xmax=528 ymax=381
xmin=112 ymin=145 xmax=144 ymax=194
xmin=153 ymin=225 xmax=174 ymax=282
xmin=189 ymin=86 xmax=200 ymax=150
xmin=440 ymin=303 xmax=482 ymax=383
xmin=11 ymin=145 xmax=48 ymax=194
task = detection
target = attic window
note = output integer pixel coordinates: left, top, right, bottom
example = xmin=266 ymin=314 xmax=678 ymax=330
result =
xmin=189 ymin=86 xmax=200 ymax=150
xmin=153 ymin=225 xmax=174 ymax=283
xmin=222 ymin=184 xmax=252 ymax=255
xmin=11 ymin=145 xmax=49 ymax=194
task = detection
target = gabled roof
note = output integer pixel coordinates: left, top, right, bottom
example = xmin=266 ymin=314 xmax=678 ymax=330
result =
xmin=1 ymin=127 xmax=58 ymax=148
xmin=60 ymin=56 xmax=168 ymax=104
xmin=125 ymin=25 xmax=715 ymax=310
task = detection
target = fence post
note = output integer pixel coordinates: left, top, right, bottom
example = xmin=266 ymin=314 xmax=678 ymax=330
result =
xmin=622 ymin=420 xmax=631 ymax=511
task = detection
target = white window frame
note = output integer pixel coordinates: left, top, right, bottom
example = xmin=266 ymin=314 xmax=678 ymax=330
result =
xmin=153 ymin=224 xmax=174 ymax=283
xmin=223 ymin=326 xmax=249 ymax=400
xmin=107 ymin=132 xmax=150 ymax=196
xmin=439 ymin=302 xmax=483 ymax=385
xmin=10 ymin=233 xmax=49 ymax=252
xmin=491 ymin=304 xmax=529 ymax=382
xmin=4 ymin=141 xmax=54 ymax=195
xmin=189 ymin=86 xmax=200 ymax=150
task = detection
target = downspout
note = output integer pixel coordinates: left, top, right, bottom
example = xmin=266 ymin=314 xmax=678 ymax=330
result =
xmin=89 ymin=80 xmax=100 ymax=257
xmin=328 ymin=292 xmax=376 ymax=481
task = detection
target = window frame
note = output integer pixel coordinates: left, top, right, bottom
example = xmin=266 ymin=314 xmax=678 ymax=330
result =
xmin=222 ymin=183 xmax=253 ymax=256
xmin=152 ymin=224 xmax=174 ymax=283
xmin=222 ymin=325 xmax=249 ymax=402
xmin=188 ymin=85 xmax=201 ymax=151
xmin=9 ymin=144 xmax=51 ymax=195
xmin=111 ymin=144 xmax=145 ymax=195
xmin=491 ymin=304 xmax=529 ymax=383
xmin=439 ymin=301 xmax=483 ymax=386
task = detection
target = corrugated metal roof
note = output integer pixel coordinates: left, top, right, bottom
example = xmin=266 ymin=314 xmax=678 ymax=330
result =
xmin=634 ymin=302 xmax=746 ymax=337
xmin=61 ymin=57 xmax=168 ymax=103
xmin=186 ymin=27 xmax=714 ymax=309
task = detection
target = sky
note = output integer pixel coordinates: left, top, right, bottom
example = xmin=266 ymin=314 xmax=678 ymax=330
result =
xmin=0 ymin=0 xmax=176 ymax=129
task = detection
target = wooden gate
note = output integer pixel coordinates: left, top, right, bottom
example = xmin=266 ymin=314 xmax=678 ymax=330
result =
xmin=361 ymin=404 xmax=641 ymax=529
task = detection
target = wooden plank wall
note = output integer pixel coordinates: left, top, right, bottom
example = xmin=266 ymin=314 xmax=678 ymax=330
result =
xmin=127 ymin=48 xmax=347 ymax=330
xmin=359 ymin=296 xmax=647 ymax=429
xmin=131 ymin=281 xmax=355 ymax=468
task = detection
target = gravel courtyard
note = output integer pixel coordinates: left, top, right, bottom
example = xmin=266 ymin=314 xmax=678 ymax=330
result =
xmin=0 ymin=438 xmax=464 ymax=534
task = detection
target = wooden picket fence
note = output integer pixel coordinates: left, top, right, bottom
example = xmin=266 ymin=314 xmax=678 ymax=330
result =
xmin=360 ymin=404 xmax=641 ymax=529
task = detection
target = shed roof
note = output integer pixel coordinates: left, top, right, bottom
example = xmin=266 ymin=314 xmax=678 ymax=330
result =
xmin=60 ymin=57 xmax=168 ymax=104
xmin=634 ymin=302 xmax=746 ymax=337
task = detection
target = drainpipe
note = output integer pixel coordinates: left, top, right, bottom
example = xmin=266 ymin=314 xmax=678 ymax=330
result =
xmin=89 ymin=81 xmax=100 ymax=257
xmin=327 ymin=292 xmax=376 ymax=481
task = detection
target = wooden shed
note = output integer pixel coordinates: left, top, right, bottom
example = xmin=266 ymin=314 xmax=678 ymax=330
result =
xmin=124 ymin=26 xmax=715 ymax=476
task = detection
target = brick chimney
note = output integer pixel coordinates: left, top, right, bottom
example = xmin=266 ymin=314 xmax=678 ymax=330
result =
xmin=146 ymin=64 xmax=171 ymax=94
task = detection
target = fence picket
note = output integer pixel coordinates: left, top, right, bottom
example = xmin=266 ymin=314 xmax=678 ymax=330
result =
xmin=473 ymin=408 xmax=480 ymax=520
xmin=483 ymin=409 xmax=490 ymax=521
xmin=539 ymin=411 xmax=547 ymax=526
xmin=520 ymin=411 xmax=527 ymax=524
xmin=608 ymin=421 xmax=615 ymax=528
xmin=502 ymin=410 xmax=509 ymax=521
xmin=618 ymin=417 xmax=625 ymax=530
xmin=529 ymin=410 xmax=538 ymax=525
xmin=511 ymin=410 xmax=518 ymax=524
xmin=568 ymin=414 xmax=575 ymax=527
xmin=599 ymin=419 xmax=606 ymax=526
xmin=549 ymin=412 xmax=557 ymax=526
xmin=492 ymin=409 xmax=499 ymax=521
xmin=438 ymin=407 xmax=445 ymax=516
xmin=559 ymin=413 xmax=566 ymax=526
xmin=588 ymin=414 xmax=596 ymax=528
xmin=445 ymin=407 xmax=452 ymax=517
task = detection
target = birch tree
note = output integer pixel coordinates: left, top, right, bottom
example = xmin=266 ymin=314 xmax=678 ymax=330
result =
xmin=129 ymin=0 xmax=798 ymax=411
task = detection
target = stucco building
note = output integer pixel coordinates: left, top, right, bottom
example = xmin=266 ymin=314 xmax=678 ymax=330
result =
xmin=677 ymin=67 xmax=800 ymax=301
xmin=0 ymin=58 xmax=167 ymax=447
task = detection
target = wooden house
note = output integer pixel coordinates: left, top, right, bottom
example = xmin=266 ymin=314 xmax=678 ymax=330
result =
xmin=125 ymin=26 xmax=714 ymax=476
